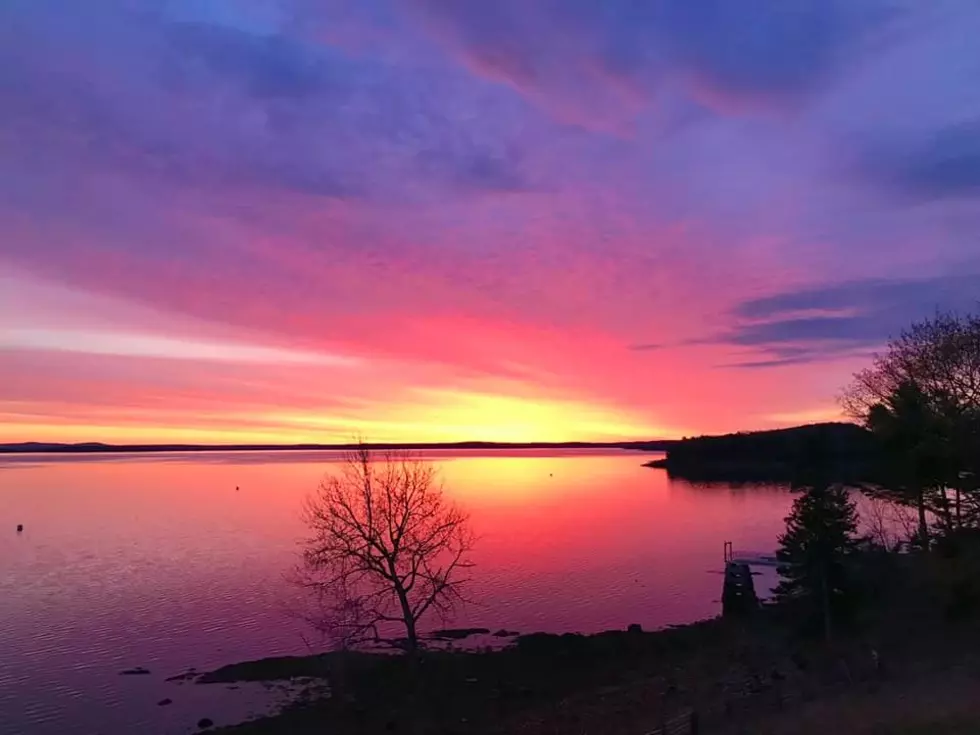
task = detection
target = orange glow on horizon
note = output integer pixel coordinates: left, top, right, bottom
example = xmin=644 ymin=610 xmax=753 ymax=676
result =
xmin=0 ymin=389 xmax=676 ymax=445
xmin=2 ymin=274 xmax=864 ymax=446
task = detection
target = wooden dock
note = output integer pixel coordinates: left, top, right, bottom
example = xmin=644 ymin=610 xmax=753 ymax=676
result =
xmin=723 ymin=541 xmax=785 ymax=568
xmin=721 ymin=542 xmax=760 ymax=617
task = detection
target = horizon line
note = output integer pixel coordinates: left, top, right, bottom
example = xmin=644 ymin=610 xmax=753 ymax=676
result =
xmin=0 ymin=438 xmax=675 ymax=454
xmin=0 ymin=420 xmax=858 ymax=454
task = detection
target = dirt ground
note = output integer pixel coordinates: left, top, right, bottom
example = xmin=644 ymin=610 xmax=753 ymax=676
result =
xmin=719 ymin=663 xmax=980 ymax=735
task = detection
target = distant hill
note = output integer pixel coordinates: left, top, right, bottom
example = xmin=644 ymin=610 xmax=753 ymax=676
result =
xmin=644 ymin=422 xmax=876 ymax=483
xmin=0 ymin=439 xmax=675 ymax=454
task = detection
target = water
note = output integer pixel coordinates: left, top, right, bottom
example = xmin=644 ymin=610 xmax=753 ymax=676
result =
xmin=0 ymin=449 xmax=794 ymax=735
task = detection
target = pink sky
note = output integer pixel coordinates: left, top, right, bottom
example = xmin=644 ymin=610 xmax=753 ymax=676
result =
xmin=2 ymin=1 xmax=979 ymax=443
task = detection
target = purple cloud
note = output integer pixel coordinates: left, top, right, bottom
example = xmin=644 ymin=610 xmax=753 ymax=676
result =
xmin=715 ymin=273 xmax=980 ymax=366
xmin=0 ymin=1 xmax=538 ymax=207
xmin=3 ymin=0 xmax=980 ymax=441
xmin=407 ymin=0 xmax=898 ymax=122
xmin=861 ymin=121 xmax=980 ymax=201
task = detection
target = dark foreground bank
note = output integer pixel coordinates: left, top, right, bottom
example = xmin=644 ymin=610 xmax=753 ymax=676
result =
xmin=178 ymin=547 xmax=980 ymax=735
xmin=193 ymin=621 xmax=980 ymax=735
xmin=199 ymin=619 xmax=777 ymax=735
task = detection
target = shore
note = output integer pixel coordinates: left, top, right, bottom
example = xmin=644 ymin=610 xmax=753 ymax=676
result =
xmin=200 ymin=618 xmax=750 ymax=734
xmin=641 ymin=456 xmax=874 ymax=485
xmin=178 ymin=602 xmax=980 ymax=735
xmin=641 ymin=422 xmax=879 ymax=484
xmin=185 ymin=540 xmax=980 ymax=735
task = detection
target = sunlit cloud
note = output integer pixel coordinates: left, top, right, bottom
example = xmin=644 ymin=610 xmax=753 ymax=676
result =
xmin=1 ymin=1 xmax=979 ymax=443
xmin=0 ymin=328 xmax=359 ymax=366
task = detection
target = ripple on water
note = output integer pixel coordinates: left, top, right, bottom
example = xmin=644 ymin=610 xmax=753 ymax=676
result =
xmin=0 ymin=450 xmax=794 ymax=734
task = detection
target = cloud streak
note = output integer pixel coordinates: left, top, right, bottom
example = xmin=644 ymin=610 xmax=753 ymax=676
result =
xmin=0 ymin=328 xmax=360 ymax=366
xmin=2 ymin=0 xmax=980 ymax=440
xmin=407 ymin=0 xmax=897 ymax=124
xmin=861 ymin=121 xmax=980 ymax=201
xmin=715 ymin=273 xmax=980 ymax=367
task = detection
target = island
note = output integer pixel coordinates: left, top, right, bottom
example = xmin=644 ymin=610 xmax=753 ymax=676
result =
xmin=643 ymin=422 xmax=877 ymax=482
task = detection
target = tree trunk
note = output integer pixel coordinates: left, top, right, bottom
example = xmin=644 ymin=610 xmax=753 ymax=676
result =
xmin=821 ymin=567 xmax=832 ymax=642
xmin=403 ymin=615 xmax=418 ymax=654
xmin=395 ymin=588 xmax=418 ymax=655
xmin=915 ymin=486 xmax=929 ymax=549
xmin=938 ymin=487 xmax=954 ymax=533
xmin=394 ymin=590 xmax=424 ymax=734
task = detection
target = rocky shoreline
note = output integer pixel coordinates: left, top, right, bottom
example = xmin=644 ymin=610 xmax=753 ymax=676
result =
xmin=178 ymin=614 xmax=863 ymax=734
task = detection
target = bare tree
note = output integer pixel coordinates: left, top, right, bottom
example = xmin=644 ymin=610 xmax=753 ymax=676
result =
xmin=296 ymin=446 xmax=474 ymax=655
xmin=841 ymin=311 xmax=980 ymax=421
xmin=841 ymin=312 xmax=980 ymax=543
xmin=855 ymin=493 xmax=918 ymax=552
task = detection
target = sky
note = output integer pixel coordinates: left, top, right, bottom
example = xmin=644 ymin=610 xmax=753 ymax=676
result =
xmin=2 ymin=0 xmax=980 ymax=444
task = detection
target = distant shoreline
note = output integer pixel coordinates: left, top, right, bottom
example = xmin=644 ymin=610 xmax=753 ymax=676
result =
xmin=0 ymin=440 xmax=673 ymax=455
xmin=641 ymin=422 xmax=877 ymax=482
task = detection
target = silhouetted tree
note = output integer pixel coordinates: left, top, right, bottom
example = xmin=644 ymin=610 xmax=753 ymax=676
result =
xmin=842 ymin=312 xmax=980 ymax=422
xmin=865 ymin=381 xmax=947 ymax=547
xmin=843 ymin=312 xmax=980 ymax=540
xmin=775 ymin=483 xmax=861 ymax=640
xmin=296 ymin=446 xmax=474 ymax=655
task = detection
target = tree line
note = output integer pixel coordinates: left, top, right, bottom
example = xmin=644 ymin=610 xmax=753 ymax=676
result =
xmin=776 ymin=310 xmax=980 ymax=638
xmin=843 ymin=312 xmax=980 ymax=544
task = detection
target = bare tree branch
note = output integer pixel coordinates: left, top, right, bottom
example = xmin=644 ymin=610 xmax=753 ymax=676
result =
xmin=842 ymin=310 xmax=980 ymax=542
xmin=293 ymin=444 xmax=475 ymax=654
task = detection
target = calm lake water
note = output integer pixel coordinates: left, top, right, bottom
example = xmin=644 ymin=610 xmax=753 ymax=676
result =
xmin=0 ymin=449 xmax=794 ymax=735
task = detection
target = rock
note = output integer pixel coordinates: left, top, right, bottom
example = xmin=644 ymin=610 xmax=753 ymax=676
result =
xmin=492 ymin=629 xmax=519 ymax=637
xmin=165 ymin=671 xmax=198 ymax=682
xmin=429 ymin=627 xmax=491 ymax=640
xmin=157 ymin=699 xmax=172 ymax=706
xmin=120 ymin=667 xmax=151 ymax=676
xmin=197 ymin=718 xmax=214 ymax=729
xmin=627 ymin=623 xmax=643 ymax=634
xmin=16 ymin=524 xmax=23 ymax=533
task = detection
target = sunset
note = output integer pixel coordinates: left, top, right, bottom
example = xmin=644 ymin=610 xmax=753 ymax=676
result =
xmin=4 ymin=2 xmax=980 ymax=734
xmin=7 ymin=1 xmax=977 ymax=446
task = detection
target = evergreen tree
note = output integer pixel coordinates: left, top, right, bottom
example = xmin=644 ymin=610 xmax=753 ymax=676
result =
xmin=775 ymin=483 xmax=861 ymax=639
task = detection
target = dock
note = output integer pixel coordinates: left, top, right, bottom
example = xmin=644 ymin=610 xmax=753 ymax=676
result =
xmin=724 ymin=541 xmax=785 ymax=568
xmin=720 ymin=541 xmax=787 ymax=617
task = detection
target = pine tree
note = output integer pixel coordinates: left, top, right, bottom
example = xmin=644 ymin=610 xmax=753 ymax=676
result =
xmin=775 ymin=483 xmax=861 ymax=639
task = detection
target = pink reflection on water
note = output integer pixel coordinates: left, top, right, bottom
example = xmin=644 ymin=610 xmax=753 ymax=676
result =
xmin=0 ymin=450 xmax=793 ymax=735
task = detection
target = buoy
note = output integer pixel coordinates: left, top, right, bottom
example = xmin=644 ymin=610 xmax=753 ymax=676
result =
xmin=16 ymin=524 xmax=23 ymax=533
